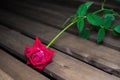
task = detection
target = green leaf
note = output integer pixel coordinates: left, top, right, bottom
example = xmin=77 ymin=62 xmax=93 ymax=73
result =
xmin=77 ymin=2 xmax=93 ymax=16
xmin=85 ymin=2 xmax=93 ymax=8
xmin=97 ymin=28 xmax=105 ymax=43
xmin=71 ymin=14 xmax=78 ymax=22
xmin=102 ymin=19 xmax=111 ymax=29
xmin=87 ymin=13 xmax=103 ymax=26
xmin=112 ymin=24 xmax=120 ymax=36
xmin=77 ymin=4 xmax=87 ymax=16
xmin=104 ymin=14 xmax=115 ymax=21
xmin=113 ymin=24 xmax=120 ymax=33
xmin=112 ymin=30 xmax=120 ymax=36
xmin=80 ymin=28 xmax=91 ymax=39
xmin=102 ymin=14 xmax=114 ymax=29
xmin=77 ymin=18 xmax=84 ymax=32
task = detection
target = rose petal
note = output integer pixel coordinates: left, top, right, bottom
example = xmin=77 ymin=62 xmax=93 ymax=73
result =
xmin=44 ymin=48 xmax=54 ymax=63
xmin=33 ymin=37 xmax=43 ymax=49
xmin=24 ymin=36 xmax=54 ymax=71
xmin=34 ymin=63 xmax=47 ymax=70
xmin=29 ymin=52 xmax=46 ymax=66
xmin=24 ymin=46 xmax=31 ymax=54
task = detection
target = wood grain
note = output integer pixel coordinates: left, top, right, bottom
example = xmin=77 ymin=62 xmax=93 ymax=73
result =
xmin=0 ymin=69 xmax=14 ymax=80
xmin=0 ymin=26 xmax=120 ymax=80
xmin=1 ymin=0 xmax=119 ymax=51
xmin=0 ymin=49 xmax=49 ymax=80
xmin=0 ymin=10 xmax=120 ymax=76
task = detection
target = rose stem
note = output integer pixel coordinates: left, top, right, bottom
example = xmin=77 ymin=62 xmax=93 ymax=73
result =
xmin=46 ymin=20 xmax=76 ymax=48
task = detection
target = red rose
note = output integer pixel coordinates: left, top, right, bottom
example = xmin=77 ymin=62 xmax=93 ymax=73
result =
xmin=24 ymin=37 xmax=54 ymax=70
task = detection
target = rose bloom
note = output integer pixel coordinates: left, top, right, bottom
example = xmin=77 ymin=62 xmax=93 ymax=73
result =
xmin=24 ymin=37 xmax=54 ymax=70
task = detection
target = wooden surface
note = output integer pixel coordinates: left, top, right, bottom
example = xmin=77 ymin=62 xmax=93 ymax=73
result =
xmin=0 ymin=49 xmax=49 ymax=80
xmin=0 ymin=0 xmax=120 ymax=79
xmin=0 ymin=10 xmax=120 ymax=76
xmin=63 ymin=0 xmax=120 ymax=11
xmin=0 ymin=69 xmax=14 ymax=80
xmin=1 ymin=0 xmax=119 ymax=51
xmin=0 ymin=26 xmax=120 ymax=80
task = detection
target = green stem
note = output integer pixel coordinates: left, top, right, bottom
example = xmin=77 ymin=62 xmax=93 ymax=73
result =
xmin=101 ymin=2 xmax=104 ymax=10
xmin=101 ymin=0 xmax=106 ymax=10
xmin=113 ymin=13 xmax=120 ymax=17
xmin=61 ymin=17 xmax=71 ymax=27
xmin=93 ymin=0 xmax=106 ymax=14
xmin=107 ymin=28 xmax=112 ymax=32
xmin=93 ymin=9 xmax=104 ymax=14
xmin=46 ymin=21 xmax=76 ymax=48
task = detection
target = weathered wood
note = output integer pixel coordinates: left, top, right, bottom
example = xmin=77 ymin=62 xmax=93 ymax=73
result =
xmin=0 ymin=50 xmax=49 ymax=80
xmin=0 ymin=69 xmax=14 ymax=80
xmin=2 ymin=1 xmax=120 ymax=51
xmin=12 ymin=0 xmax=120 ymax=11
xmin=0 ymin=0 xmax=67 ymax=25
xmin=0 ymin=26 xmax=120 ymax=80
xmin=67 ymin=0 xmax=120 ymax=11
xmin=0 ymin=11 xmax=120 ymax=77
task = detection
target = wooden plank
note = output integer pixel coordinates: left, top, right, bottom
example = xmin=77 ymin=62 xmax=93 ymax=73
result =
xmin=2 ymin=1 xmax=120 ymax=51
xmin=0 ymin=11 xmax=120 ymax=77
xmin=39 ymin=0 xmax=120 ymax=11
xmin=0 ymin=69 xmax=14 ymax=80
xmin=67 ymin=0 xmax=120 ymax=11
xmin=11 ymin=0 xmax=120 ymax=11
xmin=0 ymin=50 xmax=49 ymax=80
xmin=0 ymin=26 xmax=120 ymax=80
xmin=33 ymin=4 xmax=120 ymax=50
xmin=0 ymin=0 xmax=66 ymax=26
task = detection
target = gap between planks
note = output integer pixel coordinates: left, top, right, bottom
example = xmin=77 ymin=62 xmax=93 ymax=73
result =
xmin=1 ymin=0 xmax=119 ymax=51
xmin=0 ymin=26 xmax=120 ymax=80
xmin=0 ymin=10 xmax=120 ymax=77
xmin=0 ymin=49 xmax=49 ymax=80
